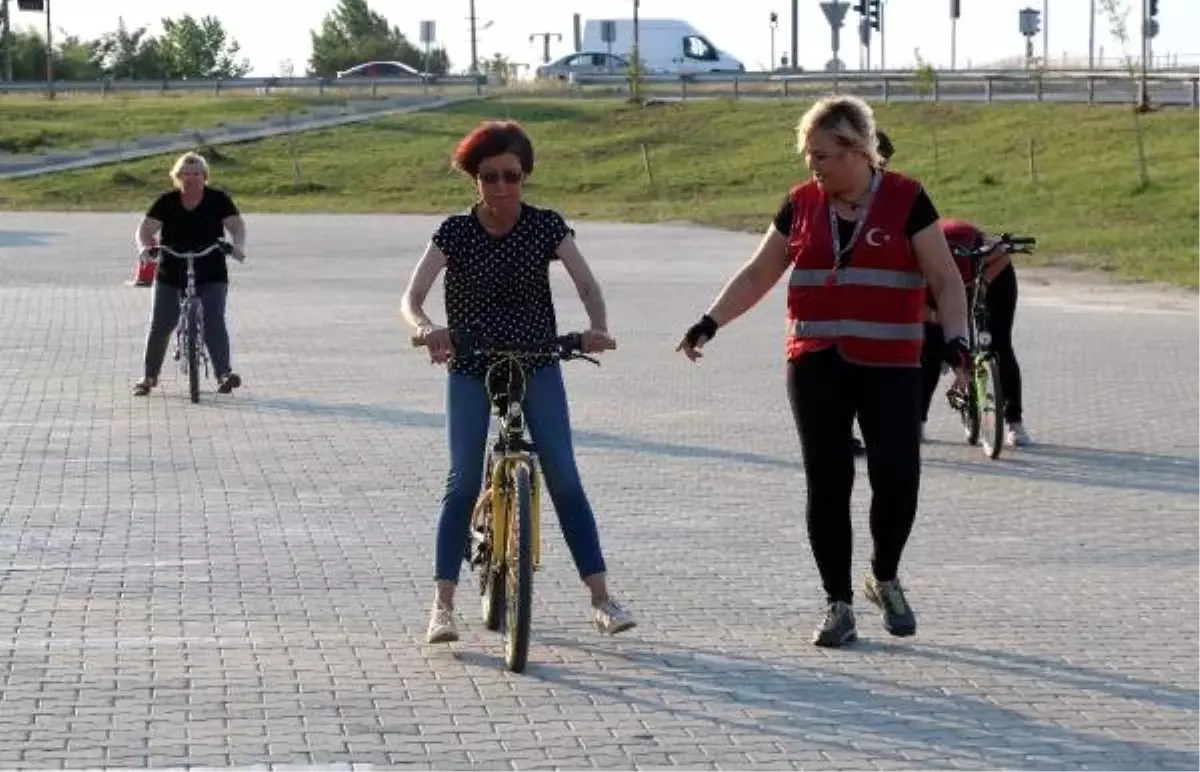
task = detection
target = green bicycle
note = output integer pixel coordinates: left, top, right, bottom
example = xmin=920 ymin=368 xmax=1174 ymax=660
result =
xmin=946 ymin=232 xmax=1036 ymax=459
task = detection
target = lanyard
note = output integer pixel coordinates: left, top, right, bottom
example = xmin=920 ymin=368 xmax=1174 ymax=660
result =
xmin=828 ymin=170 xmax=882 ymax=271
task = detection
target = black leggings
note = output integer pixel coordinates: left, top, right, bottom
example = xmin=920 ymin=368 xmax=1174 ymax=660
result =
xmin=922 ymin=265 xmax=1024 ymax=423
xmin=787 ymin=348 xmax=922 ymax=604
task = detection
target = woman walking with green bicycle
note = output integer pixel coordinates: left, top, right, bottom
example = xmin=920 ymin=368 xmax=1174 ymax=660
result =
xmin=132 ymin=152 xmax=246 ymax=396
xmin=401 ymin=120 xmax=636 ymax=645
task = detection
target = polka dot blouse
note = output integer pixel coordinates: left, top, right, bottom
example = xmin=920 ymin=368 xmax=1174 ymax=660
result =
xmin=431 ymin=203 xmax=574 ymax=379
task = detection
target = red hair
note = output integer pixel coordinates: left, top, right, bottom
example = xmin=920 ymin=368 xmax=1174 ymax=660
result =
xmin=452 ymin=120 xmax=535 ymax=177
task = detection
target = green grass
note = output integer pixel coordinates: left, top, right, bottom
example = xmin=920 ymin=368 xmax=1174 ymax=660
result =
xmin=0 ymin=93 xmax=361 ymax=154
xmin=0 ymin=97 xmax=1196 ymax=287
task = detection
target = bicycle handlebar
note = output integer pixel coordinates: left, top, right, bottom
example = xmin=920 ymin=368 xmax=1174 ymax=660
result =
xmin=144 ymin=240 xmax=234 ymax=261
xmin=952 ymin=232 xmax=1037 ymax=261
xmin=411 ymin=330 xmax=608 ymax=365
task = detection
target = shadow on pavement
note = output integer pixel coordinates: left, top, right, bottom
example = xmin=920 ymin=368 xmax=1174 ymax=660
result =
xmin=520 ymin=636 xmax=1198 ymax=770
xmin=226 ymin=394 xmax=802 ymax=470
xmin=925 ymin=443 xmax=1199 ymax=496
xmin=0 ymin=230 xmax=58 ymax=249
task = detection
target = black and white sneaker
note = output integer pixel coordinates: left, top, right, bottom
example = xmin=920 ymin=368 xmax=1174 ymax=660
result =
xmin=864 ymin=573 xmax=917 ymax=637
xmin=812 ymin=601 xmax=857 ymax=648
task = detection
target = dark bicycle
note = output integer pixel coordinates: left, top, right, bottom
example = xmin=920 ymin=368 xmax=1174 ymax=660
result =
xmin=142 ymin=240 xmax=235 ymax=404
xmin=412 ymin=330 xmax=603 ymax=673
xmin=945 ymin=233 xmax=1036 ymax=459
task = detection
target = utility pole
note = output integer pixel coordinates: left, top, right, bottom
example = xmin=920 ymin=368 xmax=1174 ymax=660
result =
xmin=790 ymin=0 xmax=798 ymax=70
xmin=468 ymin=0 xmax=478 ymax=73
xmin=879 ymin=0 xmax=886 ymax=69
xmin=1 ymin=0 xmax=11 ymax=82
xmin=1042 ymin=0 xmax=1048 ymax=70
xmin=769 ymin=11 xmax=778 ymax=72
xmin=14 ymin=0 xmax=52 ymax=97
xmin=528 ymin=32 xmax=561 ymax=64
xmin=632 ymin=0 xmax=641 ymax=100
xmin=1139 ymin=0 xmax=1149 ymax=109
xmin=1088 ymin=0 xmax=1095 ymax=69
xmin=950 ymin=0 xmax=960 ymax=71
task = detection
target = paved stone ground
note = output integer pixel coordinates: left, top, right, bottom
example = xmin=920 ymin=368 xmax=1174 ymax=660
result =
xmin=0 ymin=212 xmax=1196 ymax=771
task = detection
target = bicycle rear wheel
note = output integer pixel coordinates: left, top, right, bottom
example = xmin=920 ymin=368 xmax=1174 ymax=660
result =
xmin=185 ymin=304 xmax=201 ymax=404
xmin=503 ymin=461 xmax=533 ymax=673
xmin=977 ymin=357 xmax=1005 ymax=460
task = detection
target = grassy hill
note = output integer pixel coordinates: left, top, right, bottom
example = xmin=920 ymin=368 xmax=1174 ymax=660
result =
xmin=0 ymin=97 xmax=1195 ymax=287
xmin=0 ymin=93 xmax=370 ymax=155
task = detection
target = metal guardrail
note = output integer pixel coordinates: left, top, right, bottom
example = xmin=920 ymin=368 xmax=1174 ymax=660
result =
xmin=0 ymin=74 xmax=489 ymax=97
xmin=0 ymin=70 xmax=1191 ymax=107
xmin=557 ymin=70 xmax=1200 ymax=108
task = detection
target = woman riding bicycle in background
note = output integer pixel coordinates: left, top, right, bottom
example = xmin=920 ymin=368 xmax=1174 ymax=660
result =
xmin=400 ymin=119 xmax=636 ymax=645
xmin=875 ymin=130 xmax=1032 ymax=446
xmin=924 ymin=219 xmax=1032 ymax=446
xmin=132 ymin=152 xmax=246 ymax=396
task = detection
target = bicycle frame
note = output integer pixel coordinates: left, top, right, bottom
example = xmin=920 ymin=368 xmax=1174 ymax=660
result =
xmin=147 ymin=241 xmax=233 ymax=395
xmin=482 ymin=355 xmax=545 ymax=573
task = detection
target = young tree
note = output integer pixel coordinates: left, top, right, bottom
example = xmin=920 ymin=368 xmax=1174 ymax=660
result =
xmin=157 ymin=14 xmax=250 ymax=79
xmin=92 ymin=18 xmax=165 ymax=79
xmin=912 ymin=49 xmax=942 ymax=181
xmin=5 ymin=26 xmax=101 ymax=80
xmin=54 ymin=34 xmax=103 ymax=80
xmin=1098 ymin=0 xmax=1150 ymax=187
xmin=307 ymin=0 xmax=449 ymax=76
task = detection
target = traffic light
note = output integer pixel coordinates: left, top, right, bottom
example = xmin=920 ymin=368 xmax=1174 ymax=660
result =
xmin=868 ymin=0 xmax=881 ymax=30
xmin=853 ymin=0 xmax=866 ymax=15
xmin=16 ymin=0 xmax=46 ymax=10
xmin=769 ymin=11 xmax=778 ymax=25
xmin=1148 ymin=0 xmax=1158 ymax=17
xmin=951 ymin=0 xmax=961 ymax=19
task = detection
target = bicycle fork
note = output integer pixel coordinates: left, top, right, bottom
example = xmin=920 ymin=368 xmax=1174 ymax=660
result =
xmin=173 ymin=298 xmax=210 ymax=378
xmin=473 ymin=455 xmax=542 ymax=573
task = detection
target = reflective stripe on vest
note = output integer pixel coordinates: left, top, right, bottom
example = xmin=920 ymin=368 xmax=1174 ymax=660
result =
xmin=790 ymin=319 xmax=925 ymax=341
xmin=789 ymin=267 xmax=926 ymax=289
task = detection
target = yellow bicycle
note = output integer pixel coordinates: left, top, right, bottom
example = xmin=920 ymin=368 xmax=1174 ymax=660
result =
xmin=412 ymin=330 xmax=602 ymax=673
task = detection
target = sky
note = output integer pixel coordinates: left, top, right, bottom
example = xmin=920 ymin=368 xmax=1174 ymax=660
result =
xmin=8 ymin=0 xmax=1198 ymax=76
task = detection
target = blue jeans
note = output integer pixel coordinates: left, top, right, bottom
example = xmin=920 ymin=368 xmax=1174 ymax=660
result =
xmin=435 ymin=363 xmax=607 ymax=584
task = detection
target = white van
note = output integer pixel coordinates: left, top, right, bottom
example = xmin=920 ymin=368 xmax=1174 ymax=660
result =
xmin=580 ymin=18 xmax=745 ymax=75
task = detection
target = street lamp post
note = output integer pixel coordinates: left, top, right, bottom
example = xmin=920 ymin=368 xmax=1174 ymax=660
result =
xmin=769 ymin=11 xmax=778 ymax=71
xmin=632 ymin=0 xmax=641 ymax=102
xmin=15 ymin=0 xmax=51 ymax=96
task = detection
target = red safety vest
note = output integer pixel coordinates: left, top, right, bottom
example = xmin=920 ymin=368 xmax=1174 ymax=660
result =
xmin=785 ymin=171 xmax=927 ymax=367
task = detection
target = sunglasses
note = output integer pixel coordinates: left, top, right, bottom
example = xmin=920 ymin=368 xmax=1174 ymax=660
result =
xmin=478 ymin=169 xmax=524 ymax=185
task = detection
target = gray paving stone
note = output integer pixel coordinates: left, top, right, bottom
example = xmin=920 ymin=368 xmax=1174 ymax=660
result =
xmin=0 ymin=212 xmax=1195 ymax=770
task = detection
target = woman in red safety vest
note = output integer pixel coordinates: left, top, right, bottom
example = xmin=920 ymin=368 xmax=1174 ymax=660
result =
xmin=676 ymin=96 xmax=970 ymax=649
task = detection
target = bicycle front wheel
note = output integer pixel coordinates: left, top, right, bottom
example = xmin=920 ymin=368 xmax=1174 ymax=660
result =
xmin=503 ymin=461 xmax=534 ymax=673
xmin=977 ymin=356 xmax=1005 ymax=460
xmin=185 ymin=304 xmax=201 ymax=404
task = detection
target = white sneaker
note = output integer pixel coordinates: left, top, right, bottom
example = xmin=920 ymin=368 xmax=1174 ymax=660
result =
xmin=426 ymin=603 xmax=459 ymax=643
xmin=592 ymin=598 xmax=637 ymax=635
xmin=1006 ymin=422 xmax=1032 ymax=447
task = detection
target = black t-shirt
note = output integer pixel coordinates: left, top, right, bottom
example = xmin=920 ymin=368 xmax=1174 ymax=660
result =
xmin=147 ymin=187 xmax=239 ymax=287
xmin=431 ymin=203 xmax=573 ymax=379
xmin=773 ymin=187 xmax=940 ymax=247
